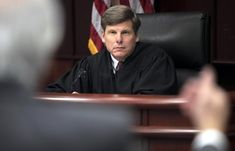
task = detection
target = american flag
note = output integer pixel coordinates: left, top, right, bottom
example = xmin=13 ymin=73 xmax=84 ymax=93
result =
xmin=88 ymin=0 xmax=155 ymax=54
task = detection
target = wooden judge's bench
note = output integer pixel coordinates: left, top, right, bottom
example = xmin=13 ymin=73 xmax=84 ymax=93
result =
xmin=35 ymin=92 xmax=235 ymax=151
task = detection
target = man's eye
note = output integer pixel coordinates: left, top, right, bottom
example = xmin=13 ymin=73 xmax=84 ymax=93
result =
xmin=109 ymin=31 xmax=116 ymax=34
xmin=122 ymin=31 xmax=130 ymax=35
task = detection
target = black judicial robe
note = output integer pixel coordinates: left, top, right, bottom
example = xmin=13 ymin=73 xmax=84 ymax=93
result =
xmin=47 ymin=42 xmax=177 ymax=94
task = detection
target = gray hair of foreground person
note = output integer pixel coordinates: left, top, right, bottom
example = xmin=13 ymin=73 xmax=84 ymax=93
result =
xmin=0 ymin=0 xmax=64 ymax=90
xmin=101 ymin=5 xmax=141 ymax=33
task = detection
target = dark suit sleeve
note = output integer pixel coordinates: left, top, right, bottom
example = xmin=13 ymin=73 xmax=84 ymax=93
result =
xmin=196 ymin=146 xmax=219 ymax=151
xmin=133 ymin=49 xmax=177 ymax=94
xmin=46 ymin=57 xmax=90 ymax=93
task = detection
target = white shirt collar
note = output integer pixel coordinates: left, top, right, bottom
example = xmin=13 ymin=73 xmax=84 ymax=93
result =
xmin=110 ymin=54 xmax=119 ymax=70
xmin=110 ymin=55 xmax=119 ymax=74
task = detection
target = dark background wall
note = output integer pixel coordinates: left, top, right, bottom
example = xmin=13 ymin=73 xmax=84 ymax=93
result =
xmin=41 ymin=0 xmax=235 ymax=91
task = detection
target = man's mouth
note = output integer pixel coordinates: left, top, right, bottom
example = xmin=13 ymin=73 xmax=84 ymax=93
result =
xmin=114 ymin=47 xmax=125 ymax=50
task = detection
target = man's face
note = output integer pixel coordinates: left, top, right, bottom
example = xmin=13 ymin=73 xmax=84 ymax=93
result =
xmin=102 ymin=20 xmax=139 ymax=61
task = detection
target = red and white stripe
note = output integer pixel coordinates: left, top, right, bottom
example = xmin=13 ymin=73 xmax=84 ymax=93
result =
xmin=88 ymin=0 xmax=154 ymax=54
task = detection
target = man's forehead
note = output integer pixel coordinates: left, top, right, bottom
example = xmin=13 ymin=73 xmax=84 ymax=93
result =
xmin=105 ymin=20 xmax=133 ymax=30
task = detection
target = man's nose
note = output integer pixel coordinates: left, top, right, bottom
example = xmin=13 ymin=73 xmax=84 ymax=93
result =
xmin=116 ymin=33 xmax=123 ymax=44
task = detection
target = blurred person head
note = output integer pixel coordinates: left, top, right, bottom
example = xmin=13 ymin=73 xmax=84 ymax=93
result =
xmin=0 ymin=0 xmax=64 ymax=90
xmin=101 ymin=5 xmax=140 ymax=61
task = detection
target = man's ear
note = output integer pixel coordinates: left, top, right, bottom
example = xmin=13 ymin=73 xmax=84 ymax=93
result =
xmin=101 ymin=31 xmax=105 ymax=43
xmin=136 ymin=36 xmax=139 ymax=42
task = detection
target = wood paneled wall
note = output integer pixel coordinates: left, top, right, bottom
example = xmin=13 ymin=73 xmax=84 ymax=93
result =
xmin=41 ymin=0 xmax=235 ymax=91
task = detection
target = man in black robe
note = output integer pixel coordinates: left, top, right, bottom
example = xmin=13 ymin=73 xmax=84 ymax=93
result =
xmin=47 ymin=5 xmax=177 ymax=94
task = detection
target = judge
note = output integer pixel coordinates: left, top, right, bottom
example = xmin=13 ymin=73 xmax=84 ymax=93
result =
xmin=47 ymin=5 xmax=177 ymax=94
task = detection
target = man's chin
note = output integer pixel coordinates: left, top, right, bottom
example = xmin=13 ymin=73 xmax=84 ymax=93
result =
xmin=113 ymin=54 xmax=126 ymax=61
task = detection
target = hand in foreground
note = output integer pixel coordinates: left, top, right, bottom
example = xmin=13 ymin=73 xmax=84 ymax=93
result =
xmin=180 ymin=66 xmax=230 ymax=132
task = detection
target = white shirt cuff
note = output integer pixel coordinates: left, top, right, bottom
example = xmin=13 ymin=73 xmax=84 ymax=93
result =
xmin=192 ymin=129 xmax=229 ymax=151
